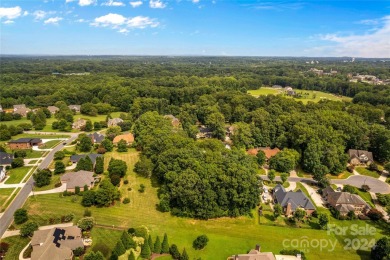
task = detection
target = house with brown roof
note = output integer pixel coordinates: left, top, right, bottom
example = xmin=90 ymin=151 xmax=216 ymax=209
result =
xmin=107 ymin=118 xmax=124 ymax=127
xmin=60 ymin=171 xmax=96 ymax=192
xmin=164 ymin=115 xmax=180 ymax=128
xmin=348 ymin=149 xmax=373 ymax=165
xmin=8 ymin=138 xmax=42 ymax=150
xmin=31 ymin=226 xmax=84 ymax=260
xmin=72 ymin=118 xmax=87 ymax=130
xmin=247 ymin=147 xmax=280 ymax=160
xmin=47 ymin=106 xmax=59 ymax=114
xmin=323 ymin=187 xmax=370 ymax=216
xmin=228 ymin=245 xmax=276 ymax=260
xmin=68 ymin=105 xmax=81 ymax=113
xmin=113 ymin=133 xmax=134 ymax=145
xmin=13 ymin=104 xmax=31 ymax=117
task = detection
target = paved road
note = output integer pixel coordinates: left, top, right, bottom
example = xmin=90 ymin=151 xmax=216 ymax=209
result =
xmin=260 ymin=175 xmax=390 ymax=194
xmin=0 ymin=133 xmax=79 ymax=238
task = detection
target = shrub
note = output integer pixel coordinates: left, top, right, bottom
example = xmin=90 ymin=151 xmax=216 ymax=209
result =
xmin=20 ymin=222 xmax=39 ymax=237
xmin=14 ymin=208 xmax=28 ymax=225
xmin=169 ymin=244 xmax=180 ymax=259
xmin=54 ymin=151 xmax=65 ymax=160
xmin=138 ymin=184 xmax=145 ymax=193
xmin=63 ymin=213 xmax=75 ymax=222
xmin=54 ymin=182 xmax=62 ymax=188
xmin=11 ymin=158 xmax=24 ymax=168
xmin=123 ymin=198 xmax=130 ymax=204
xmin=0 ymin=242 xmax=10 ymax=255
xmin=73 ymin=247 xmax=84 ymax=257
xmin=342 ymin=185 xmax=358 ymax=194
xmin=124 ymin=180 xmax=129 ymax=185
xmin=84 ymin=209 xmax=92 ymax=217
xmin=77 ymin=217 xmax=94 ymax=231
xmin=75 ymin=186 xmax=81 ymax=195
xmin=192 ymin=235 xmax=209 ymax=250
xmin=367 ymin=209 xmax=384 ymax=221
xmin=14 ymin=150 xmax=27 ymax=158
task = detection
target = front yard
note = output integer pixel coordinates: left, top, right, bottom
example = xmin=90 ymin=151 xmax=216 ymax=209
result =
xmin=5 ymin=167 xmax=32 ymax=184
xmin=355 ymin=167 xmax=381 ymax=178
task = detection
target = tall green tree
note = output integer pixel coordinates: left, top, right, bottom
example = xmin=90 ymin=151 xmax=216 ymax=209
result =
xmin=161 ymin=233 xmax=169 ymax=254
xmin=95 ymin=156 xmax=104 ymax=174
xmin=140 ymin=240 xmax=151 ymax=259
xmin=153 ymin=236 xmax=161 ymax=254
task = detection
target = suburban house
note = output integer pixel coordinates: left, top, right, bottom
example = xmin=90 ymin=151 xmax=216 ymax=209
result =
xmin=107 ymin=118 xmax=124 ymax=127
xmin=196 ymin=125 xmax=213 ymax=139
xmin=47 ymin=106 xmax=59 ymax=114
xmin=273 ymin=184 xmax=316 ymax=216
xmin=285 ymin=86 xmax=296 ymax=96
xmin=113 ymin=133 xmax=134 ymax=145
xmin=323 ymin=187 xmax=370 ymax=216
xmin=70 ymin=154 xmax=102 ymax=166
xmin=0 ymin=166 xmax=6 ymax=182
xmin=87 ymin=132 xmax=105 ymax=144
xmin=164 ymin=114 xmax=180 ymax=128
xmin=68 ymin=105 xmax=81 ymax=113
xmin=348 ymin=149 xmax=373 ymax=165
xmin=0 ymin=152 xmax=14 ymax=166
xmin=30 ymin=226 xmax=84 ymax=260
xmin=72 ymin=118 xmax=87 ymax=130
xmin=247 ymin=147 xmax=280 ymax=161
xmin=13 ymin=104 xmax=31 ymax=117
xmin=8 ymin=138 xmax=42 ymax=150
xmin=60 ymin=171 xmax=96 ymax=192
xmin=228 ymin=245 xmax=276 ymax=260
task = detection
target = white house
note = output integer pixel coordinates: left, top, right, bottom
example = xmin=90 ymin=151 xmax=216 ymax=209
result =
xmin=0 ymin=166 xmax=6 ymax=182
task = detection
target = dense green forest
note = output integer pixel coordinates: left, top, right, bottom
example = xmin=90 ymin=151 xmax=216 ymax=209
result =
xmin=1 ymin=56 xmax=390 ymax=218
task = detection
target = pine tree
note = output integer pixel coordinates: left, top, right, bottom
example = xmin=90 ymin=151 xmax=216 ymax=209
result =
xmin=128 ymin=251 xmax=136 ymax=260
xmin=95 ymin=156 xmax=104 ymax=174
xmin=180 ymin=248 xmax=189 ymax=260
xmin=129 ymin=235 xmax=137 ymax=249
xmin=121 ymin=231 xmax=132 ymax=249
xmin=110 ymin=252 xmax=118 ymax=260
xmin=140 ymin=240 xmax=151 ymax=259
xmin=148 ymin=235 xmax=153 ymax=252
xmin=161 ymin=233 xmax=169 ymax=254
xmin=113 ymin=240 xmax=126 ymax=256
xmin=153 ymin=236 xmax=161 ymax=254
xmin=84 ymin=155 xmax=93 ymax=171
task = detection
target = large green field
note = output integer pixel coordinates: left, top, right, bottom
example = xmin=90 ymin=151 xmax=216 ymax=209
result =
xmin=19 ymin=150 xmax=387 ymax=260
xmin=248 ymin=87 xmax=352 ymax=104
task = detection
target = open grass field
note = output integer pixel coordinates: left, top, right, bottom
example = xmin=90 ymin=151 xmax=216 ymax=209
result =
xmin=248 ymin=87 xmax=352 ymax=104
xmin=20 ymin=149 xmax=388 ymax=260
xmin=355 ymin=167 xmax=380 ymax=178
xmin=0 ymin=188 xmax=15 ymax=208
xmin=5 ymin=167 xmax=32 ymax=184
xmin=0 ymin=236 xmax=30 ymax=260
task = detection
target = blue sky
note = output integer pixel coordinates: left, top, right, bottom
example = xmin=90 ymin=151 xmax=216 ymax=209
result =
xmin=1 ymin=0 xmax=389 ymax=57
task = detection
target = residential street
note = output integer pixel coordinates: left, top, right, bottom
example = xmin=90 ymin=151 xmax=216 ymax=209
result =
xmin=0 ymin=132 xmax=79 ymax=238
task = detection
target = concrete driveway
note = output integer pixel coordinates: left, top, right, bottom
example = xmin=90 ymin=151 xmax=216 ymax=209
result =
xmin=300 ymin=182 xmax=326 ymax=208
xmin=332 ymin=175 xmax=390 ymax=194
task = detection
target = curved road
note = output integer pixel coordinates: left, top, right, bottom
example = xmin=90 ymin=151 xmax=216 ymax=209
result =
xmin=0 ymin=132 xmax=79 ymax=238
xmin=260 ymin=175 xmax=390 ymax=194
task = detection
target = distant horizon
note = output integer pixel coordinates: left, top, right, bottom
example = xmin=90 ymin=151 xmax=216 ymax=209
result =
xmin=1 ymin=0 xmax=389 ymax=58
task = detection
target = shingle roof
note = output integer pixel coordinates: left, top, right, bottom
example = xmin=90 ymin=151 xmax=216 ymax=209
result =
xmin=274 ymin=184 xmax=315 ymax=211
xmin=259 ymin=147 xmax=280 ymax=159
xmin=8 ymin=138 xmax=42 ymax=144
xmin=327 ymin=192 xmax=367 ymax=206
xmin=348 ymin=149 xmax=373 ymax=162
xmin=60 ymin=170 xmax=95 ymax=189
xmin=31 ymin=227 xmax=83 ymax=260
xmin=87 ymin=132 xmax=105 ymax=143
xmin=0 ymin=152 xmax=13 ymax=165
xmin=70 ymin=154 xmax=102 ymax=164
xmin=113 ymin=133 xmax=134 ymax=144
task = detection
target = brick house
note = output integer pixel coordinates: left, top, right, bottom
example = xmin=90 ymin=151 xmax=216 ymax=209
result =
xmin=273 ymin=184 xmax=316 ymax=216
xmin=8 ymin=138 xmax=42 ymax=150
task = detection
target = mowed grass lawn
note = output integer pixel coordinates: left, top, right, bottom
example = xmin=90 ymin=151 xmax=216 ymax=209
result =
xmin=355 ymin=167 xmax=380 ymax=178
xmin=0 ymin=188 xmax=15 ymax=207
xmin=1 ymin=236 xmax=30 ymax=260
xmin=5 ymin=167 xmax=32 ymax=184
xmin=248 ymin=87 xmax=352 ymax=104
xmin=22 ymin=150 xmax=385 ymax=260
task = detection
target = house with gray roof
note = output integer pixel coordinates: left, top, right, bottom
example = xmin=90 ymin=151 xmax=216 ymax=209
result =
xmin=107 ymin=118 xmax=124 ymax=127
xmin=31 ymin=226 xmax=84 ymax=260
xmin=60 ymin=170 xmax=96 ymax=192
xmin=70 ymin=154 xmax=102 ymax=165
xmin=47 ymin=106 xmax=59 ymax=114
xmin=324 ymin=187 xmax=370 ymax=216
xmin=68 ymin=105 xmax=81 ymax=113
xmin=87 ymin=132 xmax=105 ymax=144
xmin=273 ymin=184 xmax=315 ymax=216
xmin=0 ymin=152 xmax=14 ymax=166
xmin=13 ymin=104 xmax=31 ymax=117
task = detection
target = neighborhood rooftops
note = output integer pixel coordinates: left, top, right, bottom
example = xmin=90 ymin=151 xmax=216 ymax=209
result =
xmin=60 ymin=170 xmax=95 ymax=190
xmin=31 ymin=226 xmax=83 ymax=260
xmin=8 ymin=138 xmax=42 ymax=144
xmin=0 ymin=152 xmax=14 ymax=165
xmin=274 ymin=184 xmax=315 ymax=211
xmin=70 ymin=154 xmax=102 ymax=164
xmin=87 ymin=132 xmax=105 ymax=143
xmin=348 ymin=149 xmax=373 ymax=163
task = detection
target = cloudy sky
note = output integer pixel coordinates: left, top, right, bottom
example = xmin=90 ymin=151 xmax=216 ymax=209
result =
xmin=1 ymin=0 xmax=389 ymax=57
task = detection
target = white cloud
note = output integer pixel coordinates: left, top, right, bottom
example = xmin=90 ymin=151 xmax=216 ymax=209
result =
xmin=66 ymin=0 xmax=77 ymax=2
xmin=0 ymin=6 xmax=22 ymax=20
xmin=192 ymin=0 xmax=199 ymax=3
xmin=23 ymin=11 xmax=29 ymax=16
xmin=76 ymin=18 xmax=85 ymax=22
xmin=91 ymin=13 xmax=159 ymax=33
xmin=44 ymin=16 xmax=63 ymax=25
xmin=79 ymin=0 xmax=96 ymax=6
xmin=102 ymin=0 xmax=125 ymax=6
xmin=3 ymin=20 xmax=14 ymax=24
xmin=33 ymin=10 xmax=48 ymax=20
xmin=130 ymin=1 xmax=143 ymax=8
xmin=314 ymin=15 xmax=390 ymax=58
xmin=149 ymin=0 xmax=166 ymax=9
